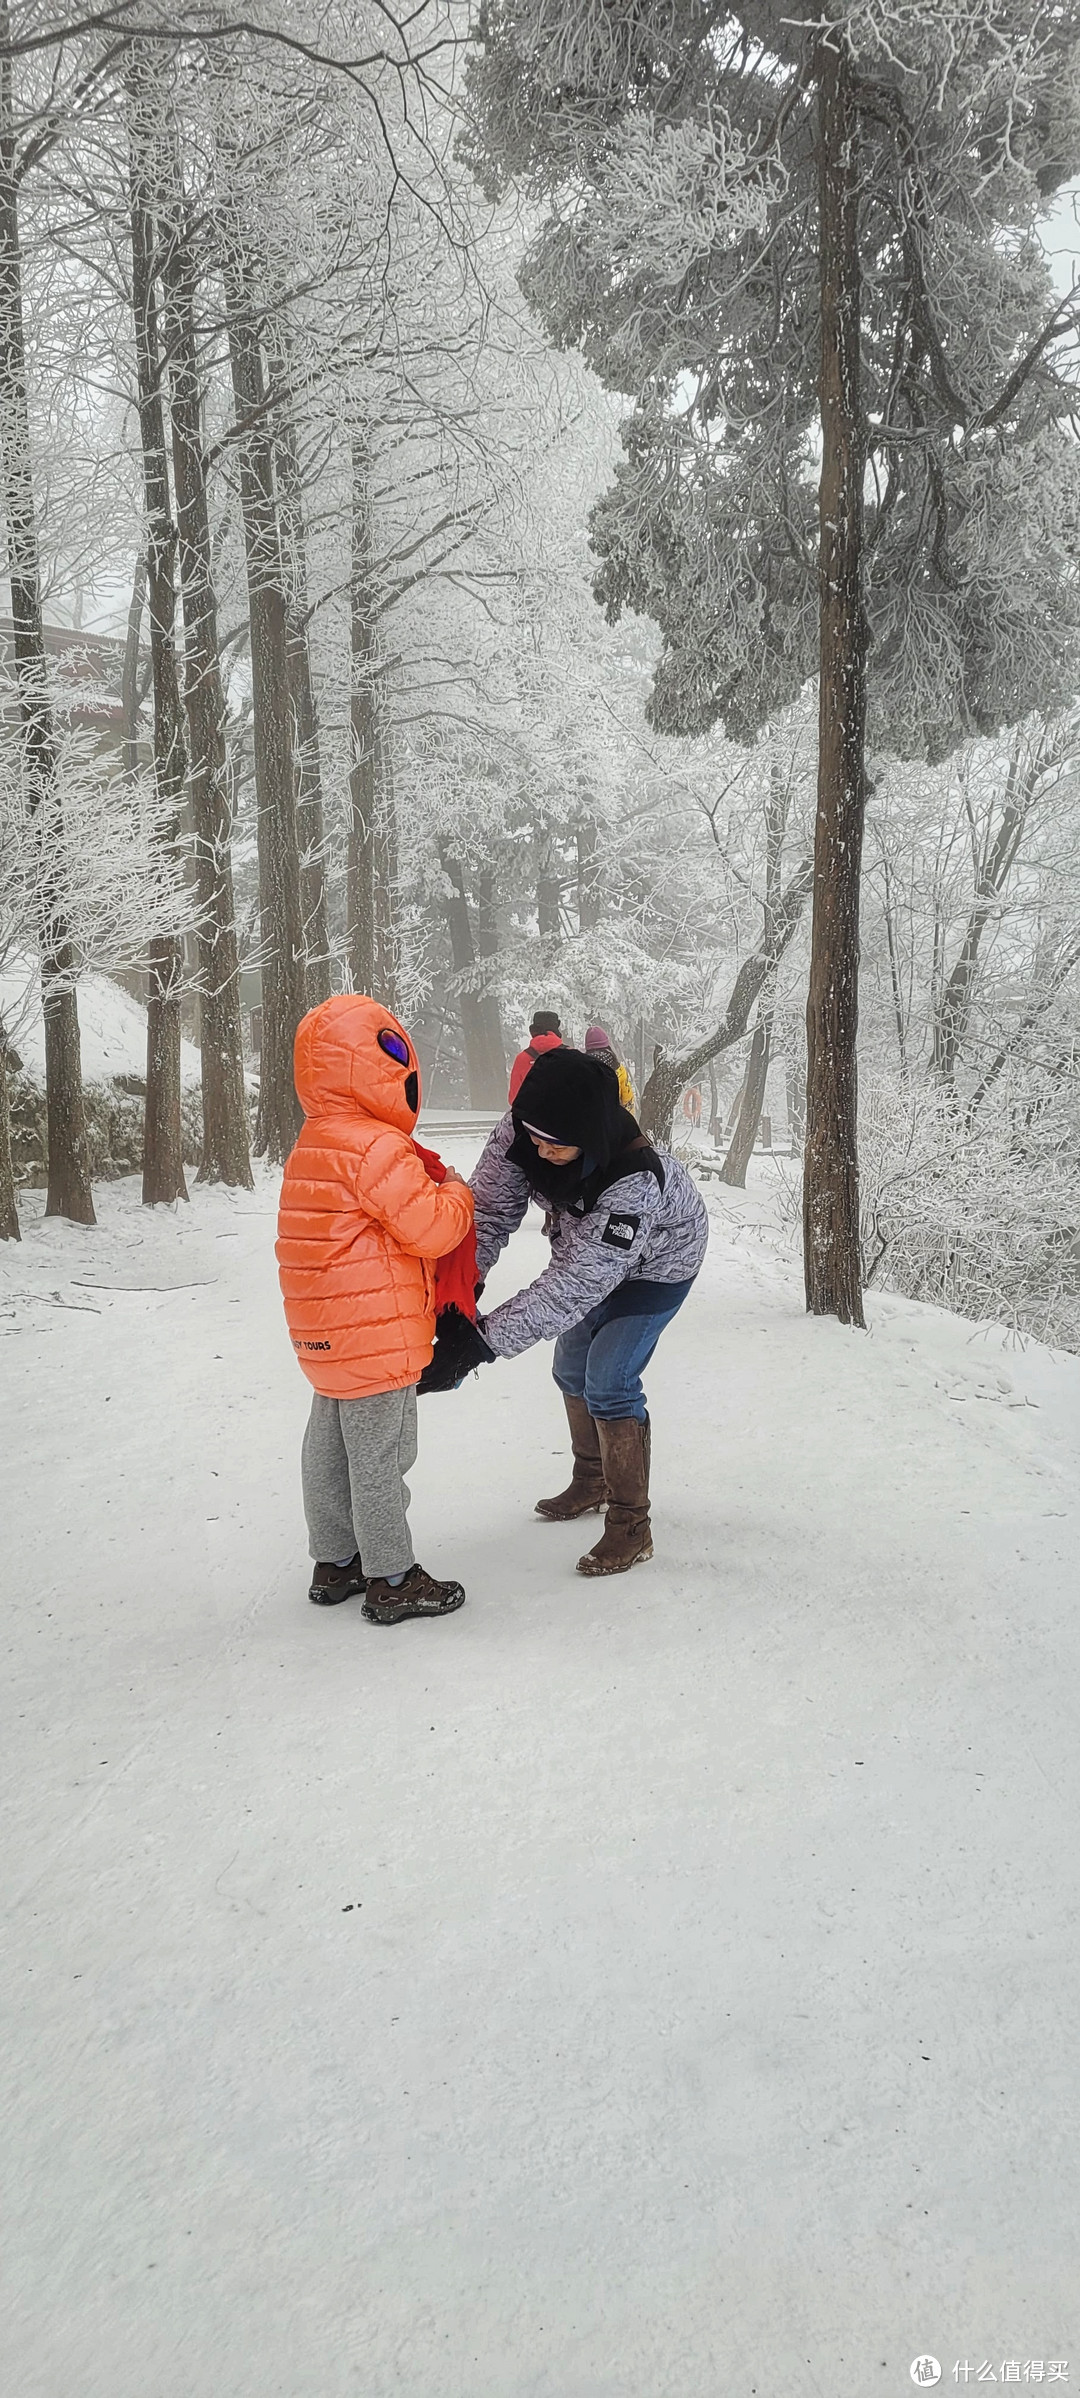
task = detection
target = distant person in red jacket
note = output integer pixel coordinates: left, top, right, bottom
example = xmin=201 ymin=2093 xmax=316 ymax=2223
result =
xmin=508 ymin=1010 xmax=563 ymax=1105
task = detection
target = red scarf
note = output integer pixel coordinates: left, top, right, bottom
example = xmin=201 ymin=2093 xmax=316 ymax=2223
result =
xmin=413 ymin=1141 xmax=478 ymax=1320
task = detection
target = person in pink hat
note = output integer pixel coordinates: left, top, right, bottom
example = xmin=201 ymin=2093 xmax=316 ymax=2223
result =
xmin=584 ymin=1025 xmax=635 ymax=1112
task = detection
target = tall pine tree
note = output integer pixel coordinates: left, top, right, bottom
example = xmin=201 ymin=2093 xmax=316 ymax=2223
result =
xmin=464 ymin=0 xmax=1080 ymax=1321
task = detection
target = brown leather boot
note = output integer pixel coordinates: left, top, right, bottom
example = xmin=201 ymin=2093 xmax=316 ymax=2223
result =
xmin=535 ymin=1394 xmax=606 ymax=1520
xmin=577 ymin=1416 xmax=653 ymax=1575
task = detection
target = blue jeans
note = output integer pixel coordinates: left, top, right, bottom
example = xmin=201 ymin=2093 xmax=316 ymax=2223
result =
xmin=552 ymin=1279 xmax=695 ymax=1423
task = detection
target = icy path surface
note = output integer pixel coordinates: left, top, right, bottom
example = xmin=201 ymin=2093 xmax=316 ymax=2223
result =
xmin=3 ymin=1156 xmax=1079 ymax=2398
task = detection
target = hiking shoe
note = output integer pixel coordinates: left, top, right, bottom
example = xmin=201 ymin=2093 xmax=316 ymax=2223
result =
xmin=309 ymin=1553 xmax=366 ymax=1606
xmin=362 ymin=1564 xmax=466 ymax=1625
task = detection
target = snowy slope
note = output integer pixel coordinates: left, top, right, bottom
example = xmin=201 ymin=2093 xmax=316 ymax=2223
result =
xmin=0 ymin=949 xmax=202 ymax=1085
xmin=2 ymin=1158 xmax=1079 ymax=2398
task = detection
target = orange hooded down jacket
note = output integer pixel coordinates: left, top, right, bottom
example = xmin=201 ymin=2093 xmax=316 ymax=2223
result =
xmin=276 ymin=996 xmax=475 ymax=1399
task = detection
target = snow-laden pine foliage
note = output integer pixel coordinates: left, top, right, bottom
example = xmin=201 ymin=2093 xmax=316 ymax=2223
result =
xmin=466 ymin=0 xmax=1080 ymax=755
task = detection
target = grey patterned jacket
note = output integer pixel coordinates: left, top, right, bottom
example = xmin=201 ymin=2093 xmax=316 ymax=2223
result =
xmin=471 ymin=1110 xmax=709 ymax=1359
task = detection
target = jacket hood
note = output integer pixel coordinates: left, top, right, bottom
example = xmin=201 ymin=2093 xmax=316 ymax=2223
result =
xmin=513 ymin=1048 xmax=623 ymax=1157
xmin=510 ymin=1049 xmax=639 ymax=1205
xmin=293 ymin=995 xmax=421 ymax=1135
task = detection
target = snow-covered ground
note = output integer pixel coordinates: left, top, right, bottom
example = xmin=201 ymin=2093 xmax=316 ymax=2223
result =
xmin=3 ymin=1151 xmax=1079 ymax=2398
xmin=1 ymin=951 xmax=202 ymax=1084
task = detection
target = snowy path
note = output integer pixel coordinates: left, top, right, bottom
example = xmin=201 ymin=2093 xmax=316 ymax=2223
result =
xmin=3 ymin=1157 xmax=1080 ymax=2398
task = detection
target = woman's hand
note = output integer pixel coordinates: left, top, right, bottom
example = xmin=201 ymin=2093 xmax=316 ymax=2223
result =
xmin=418 ymin=1305 xmax=496 ymax=1393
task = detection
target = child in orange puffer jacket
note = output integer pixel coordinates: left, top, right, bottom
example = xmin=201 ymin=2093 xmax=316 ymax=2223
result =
xmin=276 ymin=995 xmax=475 ymax=1626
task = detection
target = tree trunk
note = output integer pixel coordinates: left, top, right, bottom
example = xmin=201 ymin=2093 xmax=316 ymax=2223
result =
xmin=639 ymin=859 xmax=813 ymax=1142
xmin=720 ymin=1020 xmax=771 ymax=1187
xmin=270 ymin=351 xmax=331 ymax=1006
xmin=226 ymin=265 xmax=305 ymax=1161
xmin=127 ymin=49 xmax=188 ymax=1208
xmin=161 ymin=197 xmax=252 ymax=1188
xmin=440 ymin=850 xmax=508 ymax=1106
xmin=143 ymin=932 xmax=187 ymax=1204
xmin=0 ymin=18 xmax=94 ymax=1226
xmin=120 ymin=551 xmax=148 ymax=780
xmin=347 ymin=434 xmax=378 ymax=999
xmin=932 ymin=730 xmax=1038 ymax=1084
xmin=576 ymin=819 xmax=601 ymax=929
xmin=880 ymin=853 xmax=909 ymax=1084
xmin=292 ymin=627 xmax=332 ymax=1007
xmin=536 ymin=826 xmax=561 ymax=945
xmin=803 ymin=32 xmax=867 ymax=1326
xmin=475 ymin=864 xmax=507 ymax=1090
xmin=786 ymin=1043 xmax=806 ymax=1154
xmin=721 ymin=755 xmax=787 ymax=1184
xmin=0 ymin=1033 xmax=19 ymax=1239
xmin=373 ymin=720 xmax=398 ymax=1013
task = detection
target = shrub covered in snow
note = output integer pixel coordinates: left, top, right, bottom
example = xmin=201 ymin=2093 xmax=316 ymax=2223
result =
xmin=859 ymin=1069 xmax=1080 ymax=1350
xmin=7 ymin=1069 xmax=205 ymax=1188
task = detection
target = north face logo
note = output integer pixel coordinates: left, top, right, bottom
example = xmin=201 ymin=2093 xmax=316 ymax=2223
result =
xmin=602 ymin=1211 xmax=640 ymax=1249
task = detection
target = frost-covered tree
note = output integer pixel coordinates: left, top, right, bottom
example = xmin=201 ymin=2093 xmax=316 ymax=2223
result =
xmin=463 ymin=0 xmax=1080 ymax=1323
xmin=0 ymin=723 xmax=194 ymax=1233
xmin=861 ymin=712 xmax=1080 ymax=1090
xmin=0 ymin=0 xmax=100 ymax=1223
xmin=849 ymin=703 xmax=1080 ymax=1341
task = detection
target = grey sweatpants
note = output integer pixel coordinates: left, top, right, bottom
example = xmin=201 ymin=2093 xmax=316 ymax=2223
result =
xmin=301 ymin=1386 xmax=418 ymax=1580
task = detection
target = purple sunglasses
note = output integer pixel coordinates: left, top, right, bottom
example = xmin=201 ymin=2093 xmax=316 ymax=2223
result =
xmin=377 ymin=1027 xmax=411 ymax=1066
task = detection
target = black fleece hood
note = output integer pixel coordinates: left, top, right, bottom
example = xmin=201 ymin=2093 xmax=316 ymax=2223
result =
xmin=510 ymin=1049 xmax=642 ymax=1208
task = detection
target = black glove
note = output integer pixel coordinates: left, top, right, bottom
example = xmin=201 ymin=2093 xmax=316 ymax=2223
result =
xmin=418 ymin=1304 xmax=496 ymax=1395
